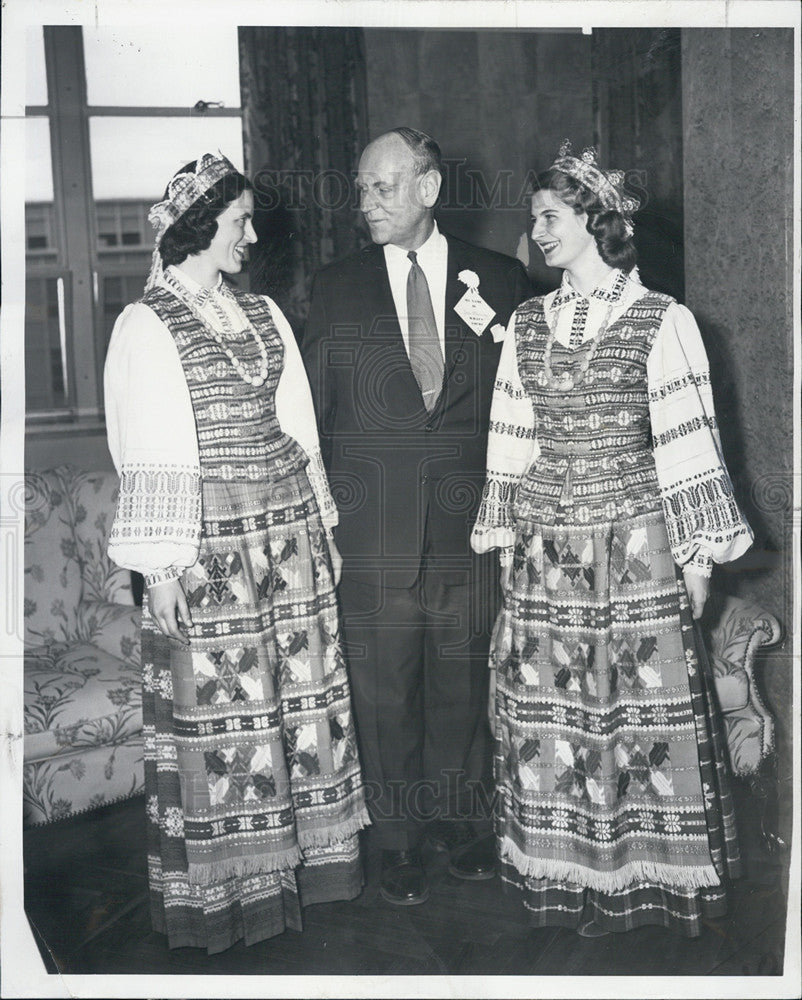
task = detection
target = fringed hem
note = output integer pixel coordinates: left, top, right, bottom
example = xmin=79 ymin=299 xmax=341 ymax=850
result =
xmin=297 ymin=807 xmax=371 ymax=851
xmin=184 ymin=808 xmax=370 ymax=885
xmin=500 ymin=837 xmax=722 ymax=894
xmin=187 ymin=844 xmax=303 ymax=886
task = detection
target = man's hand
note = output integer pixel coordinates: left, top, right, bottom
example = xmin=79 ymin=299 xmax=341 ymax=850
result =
xmin=683 ymin=568 xmax=710 ymax=620
xmin=148 ymin=578 xmax=193 ymax=644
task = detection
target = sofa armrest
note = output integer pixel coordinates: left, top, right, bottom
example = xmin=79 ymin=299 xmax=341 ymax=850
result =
xmin=76 ymin=601 xmax=141 ymax=668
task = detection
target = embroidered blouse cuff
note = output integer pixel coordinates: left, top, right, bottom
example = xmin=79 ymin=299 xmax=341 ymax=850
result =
xmin=470 ymin=524 xmax=516 ymax=554
xmin=144 ymin=567 xmax=182 ymax=588
xmin=682 ymin=548 xmax=714 ymax=578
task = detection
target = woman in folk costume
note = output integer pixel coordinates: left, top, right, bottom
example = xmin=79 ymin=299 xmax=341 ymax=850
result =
xmin=471 ymin=142 xmax=753 ymax=938
xmin=105 ymin=153 xmax=368 ymax=954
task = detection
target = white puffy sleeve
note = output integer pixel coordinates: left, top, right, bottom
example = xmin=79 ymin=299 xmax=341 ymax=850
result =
xmin=104 ymin=302 xmax=201 ymax=587
xmin=470 ymin=309 xmax=539 ymax=553
xmin=648 ymin=301 xmax=753 ymax=576
xmin=270 ymin=297 xmax=338 ymax=530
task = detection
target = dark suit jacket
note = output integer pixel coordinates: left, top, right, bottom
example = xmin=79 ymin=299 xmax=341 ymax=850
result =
xmin=302 ymin=232 xmax=532 ymax=587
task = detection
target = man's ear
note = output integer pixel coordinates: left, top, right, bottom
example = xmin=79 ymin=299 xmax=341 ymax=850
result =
xmin=418 ymin=169 xmax=442 ymax=209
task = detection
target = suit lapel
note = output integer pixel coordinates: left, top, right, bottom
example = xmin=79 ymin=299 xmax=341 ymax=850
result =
xmin=358 ymin=242 xmax=395 ymax=322
xmin=443 ymin=237 xmax=476 ymax=384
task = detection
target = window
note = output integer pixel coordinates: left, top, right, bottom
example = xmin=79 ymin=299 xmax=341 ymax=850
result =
xmin=24 ymin=25 xmax=244 ymax=424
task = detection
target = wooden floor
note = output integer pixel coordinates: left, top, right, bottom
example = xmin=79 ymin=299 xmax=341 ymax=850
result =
xmin=23 ymin=784 xmax=790 ymax=979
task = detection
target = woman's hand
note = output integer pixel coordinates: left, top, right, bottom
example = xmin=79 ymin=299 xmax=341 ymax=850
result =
xmin=327 ymin=532 xmax=343 ymax=586
xmin=148 ymin=578 xmax=193 ymax=644
xmin=499 ymin=546 xmax=514 ymax=598
xmin=683 ymin=568 xmax=710 ymax=620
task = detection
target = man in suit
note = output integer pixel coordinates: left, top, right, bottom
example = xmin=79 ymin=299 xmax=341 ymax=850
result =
xmin=303 ymin=127 xmax=531 ymax=905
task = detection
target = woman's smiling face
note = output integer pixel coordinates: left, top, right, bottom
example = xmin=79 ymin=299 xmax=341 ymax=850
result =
xmin=203 ymin=190 xmax=257 ymax=275
xmin=530 ymin=188 xmax=595 ymax=272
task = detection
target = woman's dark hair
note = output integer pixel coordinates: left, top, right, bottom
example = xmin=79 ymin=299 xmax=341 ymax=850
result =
xmin=535 ymin=167 xmax=638 ymax=273
xmin=159 ymin=162 xmax=253 ymax=267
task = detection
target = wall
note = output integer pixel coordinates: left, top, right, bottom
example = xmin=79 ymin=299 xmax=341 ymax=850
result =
xmin=363 ymin=28 xmax=593 ymax=275
xmin=682 ymin=28 xmax=795 ymax=838
xmin=26 ymin=425 xmax=113 ymax=472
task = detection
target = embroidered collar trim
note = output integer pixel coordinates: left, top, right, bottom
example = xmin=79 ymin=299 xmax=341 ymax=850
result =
xmin=550 ymin=269 xmax=628 ymax=310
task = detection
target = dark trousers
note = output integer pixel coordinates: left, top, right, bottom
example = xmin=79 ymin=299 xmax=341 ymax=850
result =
xmin=338 ymin=553 xmax=498 ymax=851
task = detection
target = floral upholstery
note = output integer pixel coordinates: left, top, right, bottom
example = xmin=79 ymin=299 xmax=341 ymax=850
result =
xmin=24 ymin=467 xmax=84 ymax=646
xmin=23 ymin=467 xmax=143 ymax=826
xmin=704 ymin=594 xmax=782 ymax=776
xmin=76 ymin=602 xmax=140 ymax=666
xmin=24 ymin=643 xmax=142 ymax=821
xmin=71 ymin=470 xmax=135 ymax=606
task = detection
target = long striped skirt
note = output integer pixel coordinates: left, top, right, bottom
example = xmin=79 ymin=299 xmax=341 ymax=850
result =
xmin=493 ymin=509 xmax=740 ymax=937
xmin=141 ymin=471 xmax=369 ymax=953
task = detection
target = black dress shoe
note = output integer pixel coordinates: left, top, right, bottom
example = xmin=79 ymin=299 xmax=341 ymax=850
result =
xmin=429 ymin=823 xmax=497 ymax=881
xmin=379 ymin=850 xmax=429 ymax=905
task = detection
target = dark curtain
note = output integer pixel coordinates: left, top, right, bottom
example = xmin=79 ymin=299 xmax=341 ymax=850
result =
xmin=238 ymin=26 xmax=369 ymax=333
xmin=591 ymin=28 xmax=684 ymax=301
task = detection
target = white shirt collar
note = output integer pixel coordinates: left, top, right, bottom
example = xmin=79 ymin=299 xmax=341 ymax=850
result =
xmin=383 ymin=221 xmax=447 ymax=268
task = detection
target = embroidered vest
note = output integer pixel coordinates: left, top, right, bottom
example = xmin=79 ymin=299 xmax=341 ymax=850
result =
xmin=143 ymin=285 xmax=308 ymax=483
xmin=513 ymin=290 xmax=673 ymax=525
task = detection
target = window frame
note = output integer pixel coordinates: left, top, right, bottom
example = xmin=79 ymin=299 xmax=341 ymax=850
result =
xmin=25 ymin=25 xmax=244 ymax=427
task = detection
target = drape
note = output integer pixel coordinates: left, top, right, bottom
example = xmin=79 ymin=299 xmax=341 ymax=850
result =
xmin=238 ymin=27 xmax=369 ymax=332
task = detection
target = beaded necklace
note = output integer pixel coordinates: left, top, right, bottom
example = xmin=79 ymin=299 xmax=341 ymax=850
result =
xmin=542 ymin=296 xmax=615 ymax=392
xmin=163 ymin=269 xmax=269 ymax=387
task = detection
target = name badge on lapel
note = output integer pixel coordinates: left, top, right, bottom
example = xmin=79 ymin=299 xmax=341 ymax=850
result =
xmin=454 ymin=269 xmax=496 ymax=336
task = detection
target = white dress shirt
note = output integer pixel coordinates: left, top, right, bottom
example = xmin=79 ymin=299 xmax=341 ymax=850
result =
xmin=383 ymin=222 xmax=449 ymax=357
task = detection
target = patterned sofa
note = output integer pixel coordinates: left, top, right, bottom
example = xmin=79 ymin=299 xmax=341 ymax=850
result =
xmin=23 ymin=466 xmax=143 ymax=826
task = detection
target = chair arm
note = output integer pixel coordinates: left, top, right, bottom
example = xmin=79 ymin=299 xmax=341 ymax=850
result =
xmin=739 ymin=612 xmax=782 ymax=759
xmin=75 ymin=601 xmax=141 ymax=668
xmin=707 ymin=595 xmax=782 ymax=766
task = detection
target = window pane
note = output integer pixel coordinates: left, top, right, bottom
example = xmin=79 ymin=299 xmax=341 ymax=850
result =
xmin=25 ymin=276 xmax=69 ymax=412
xmin=26 ymin=27 xmax=48 ymax=105
xmin=89 ymin=117 xmax=244 ymax=200
xmin=95 ymin=201 xmax=152 ymax=252
xmin=83 ymin=27 xmax=240 ymax=108
xmin=26 ymin=117 xmax=54 ymax=203
xmin=26 ymin=204 xmax=58 ymax=256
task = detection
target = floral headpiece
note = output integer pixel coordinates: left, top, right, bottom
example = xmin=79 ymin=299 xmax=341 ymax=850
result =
xmin=148 ymin=152 xmax=239 ymax=247
xmin=550 ymin=139 xmax=640 ymax=236
xmin=143 ymin=152 xmax=240 ymax=293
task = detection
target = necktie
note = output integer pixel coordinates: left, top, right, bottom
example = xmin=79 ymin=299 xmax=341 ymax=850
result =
xmin=406 ymin=250 xmax=444 ymax=412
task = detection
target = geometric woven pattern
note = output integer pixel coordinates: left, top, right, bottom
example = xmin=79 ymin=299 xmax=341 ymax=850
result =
xmin=489 ymin=290 xmax=743 ymax=936
xmin=138 ymin=286 xmax=368 ymax=953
